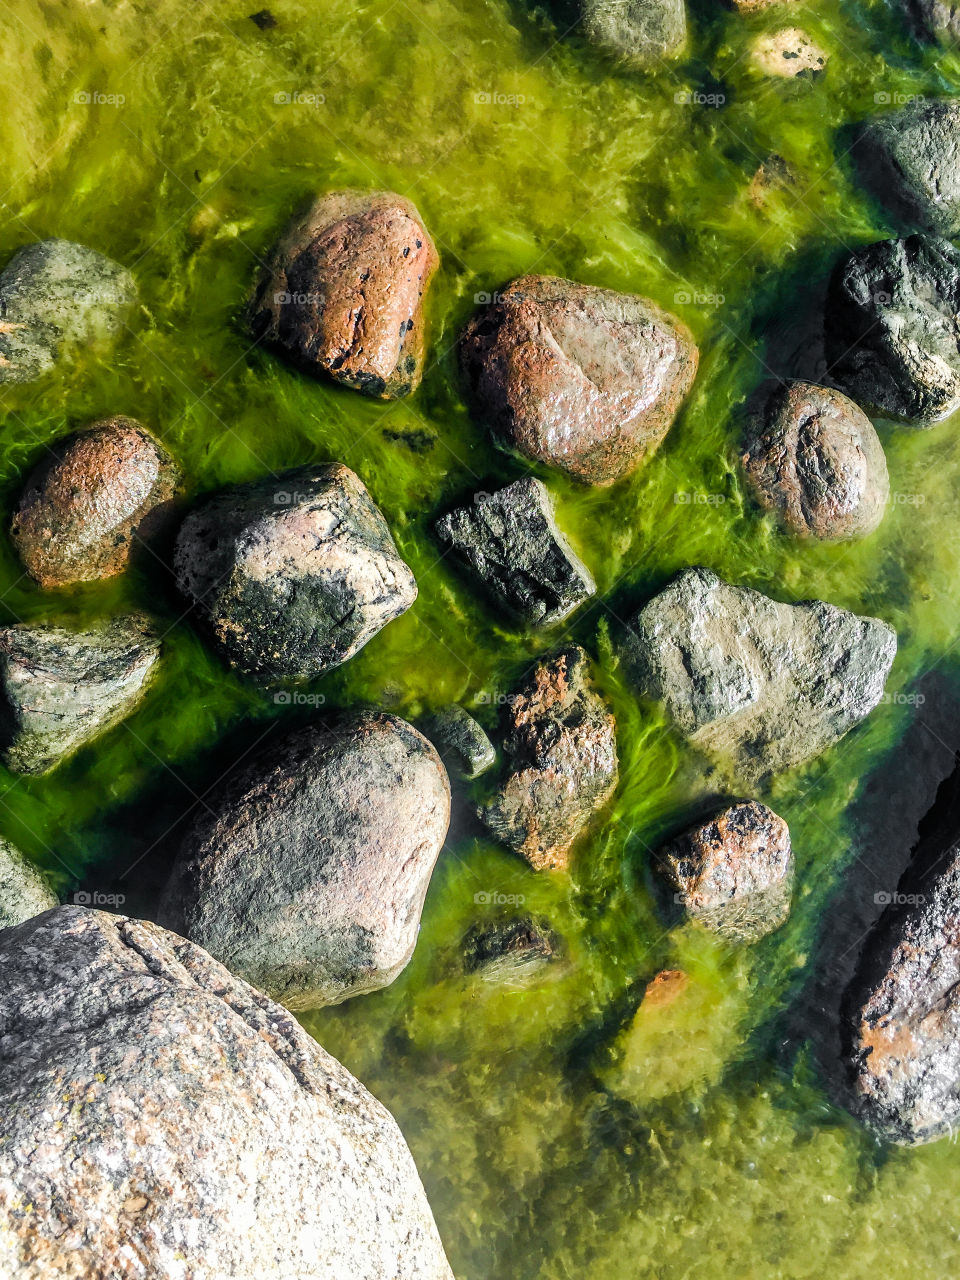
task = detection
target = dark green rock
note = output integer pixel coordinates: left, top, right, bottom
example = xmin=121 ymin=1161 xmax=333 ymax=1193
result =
xmin=426 ymin=705 xmax=495 ymax=779
xmin=463 ymin=916 xmax=561 ymax=983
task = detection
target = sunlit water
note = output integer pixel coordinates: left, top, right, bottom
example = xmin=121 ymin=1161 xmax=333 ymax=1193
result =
xmin=4 ymin=0 xmax=960 ymax=1275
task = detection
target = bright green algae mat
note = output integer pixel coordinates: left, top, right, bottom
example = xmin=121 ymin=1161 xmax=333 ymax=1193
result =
xmin=4 ymin=0 xmax=960 ymax=1275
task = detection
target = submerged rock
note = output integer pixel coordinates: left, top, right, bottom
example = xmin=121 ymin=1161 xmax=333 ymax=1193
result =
xmin=0 ymin=239 xmax=136 ymax=384
xmin=857 ymin=99 xmax=960 ymax=235
xmin=621 ymin=567 xmax=896 ymax=784
xmin=0 ymin=907 xmax=453 ymax=1279
xmin=749 ymin=27 xmax=827 ymax=77
xmin=434 ymin=477 xmax=595 ymax=627
xmin=897 ymin=0 xmax=960 ymax=45
xmin=825 ymin=233 xmax=960 ymax=422
xmin=463 ymin=915 xmax=561 ymax=983
xmin=161 ymin=713 xmax=450 ymax=1009
xmin=741 ymin=380 xmax=889 ymax=540
xmin=581 ymin=0 xmax=687 ymax=65
xmin=460 ymin=275 xmax=698 ymax=485
xmin=480 ymin=646 xmax=618 ymax=871
xmin=174 ymin=463 xmax=417 ymax=681
xmin=657 ymin=801 xmax=793 ymax=942
xmin=248 ymin=190 xmax=439 ymax=398
xmin=11 ymin=417 xmax=181 ymax=588
xmin=426 ymin=704 xmax=495 ymax=779
xmin=0 ymin=617 xmax=160 ymax=775
xmin=0 ymin=838 xmax=57 ymax=927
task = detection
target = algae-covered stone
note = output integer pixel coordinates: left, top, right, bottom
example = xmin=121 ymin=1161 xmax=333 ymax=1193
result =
xmin=463 ymin=916 xmax=561 ymax=983
xmin=426 ymin=704 xmax=495 ymax=779
xmin=857 ymin=99 xmax=960 ymax=236
xmin=581 ymin=0 xmax=687 ymax=64
xmin=0 ymin=239 xmax=137 ymax=384
xmin=0 ymin=837 xmax=57 ymax=926
xmin=0 ymin=617 xmax=160 ymax=775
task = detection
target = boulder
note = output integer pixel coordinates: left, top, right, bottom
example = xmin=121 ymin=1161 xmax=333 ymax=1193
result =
xmin=749 ymin=27 xmax=827 ymax=77
xmin=425 ymin=704 xmax=495 ymax=779
xmin=480 ymin=646 xmax=618 ymax=871
xmin=0 ymin=617 xmax=160 ymax=775
xmin=459 ymin=275 xmax=698 ymax=485
xmin=657 ymin=801 xmax=793 ymax=942
xmin=434 ymin=477 xmax=595 ymax=627
xmin=174 ymin=463 xmax=417 ymax=681
xmin=11 ymin=417 xmax=181 ymax=588
xmin=857 ymin=99 xmax=960 ymax=236
xmin=247 ymin=190 xmax=439 ymax=399
xmin=897 ymin=0 xmax=960 ymax=44
xmin=462 ymin=916 xmax=561 ymax=983
xmin=0 ymin=838 xmax=57 ymax=927
xmin=0 ymin=239 xmax=136 ymax=384
xmin=741 ymin=380 xmax=889 ymax=540
xmin=620 ymin=567 xmax=896 ymax=784
xmin=0 ymin=907 xmax=453 ymax=1279
xmin=580 ymin=0 xmax=687 ymax=65
xmin=825 ymin=233 xmax=960 ymax=422
xmin=161 ymin=713 xmax=450 ymax=1009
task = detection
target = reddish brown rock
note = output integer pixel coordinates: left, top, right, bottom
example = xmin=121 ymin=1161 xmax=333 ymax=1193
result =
xmin=248 ymin=190 xmax=439 ymax=399
xmin=480 ymin=645 xmax=618 ymax=871
xmin=11 ymin=417 xmax=181 ymax=588
xmin=459 ymin=275 xmax=698 ymax=486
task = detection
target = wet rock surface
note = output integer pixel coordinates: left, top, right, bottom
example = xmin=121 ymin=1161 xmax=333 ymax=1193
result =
xmin=621 ymin=567 xmax=896 ymax=784
xmin=174 ymin=462 xmax=417 ymax=681
xmin=657 ymin=801 xmax=794 ymax=943
xmin=0 ymin=838 xmax=57 ymax=927
xmin=741 ymin=380 xmax=889 ymax=540
xmin=0 ymin=239 xmax=136 ymax=384
xmin=825 ymin=233 xmax=960 ymax=422
xmin=480 ymin=645 xmax=618 ymax=871
xmin=580 ymin=0 xmax=687 ymax=65
xmin=11 ymin=417 xmax=181 ymax=588
xmin=426 ymin=704 xmax=495 ymax=779
xmin=463 ymin=915 xmax=562 ymax=983
xmin=0 ymin=617 xmax=160 ymax=775
xmin=248 ymin=190 xmax=439 ymax=398
xmin=0 ymin=907 xmax=453 ymax=1280
xmin=857 ymin=99 xmax=960 ymax=235
xmin=898 ymin=0 xmax=960 ymax=44
xmin=749 ymin=27 xmax=827 ymax=77
xmin=460 ymin=275 xmax=698 ymax=485
xmin=434 ymin=477 xmax=595 ymax=627
xmin=161 ymin=713 xmax=450 ymax=1009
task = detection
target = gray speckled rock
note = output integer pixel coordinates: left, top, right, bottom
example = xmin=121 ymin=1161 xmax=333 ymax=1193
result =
xmin=0 ymin=907 xmax=453 ymax=1280
xmin=434 ymin=478 xmax=595 ymax=627
xmin=161 ymin=713 xmax=450 ymax=1009
xmin=581 ymin=0 xmax=687 ymax=65
xmin=857 ymin=99 xmax=960 ymax=235
xmin=825 ymin=233 xmax=960 ymax=422
xmin=480 ymin=646 xmax=618 ymax=871
xmin=897 ymin=0 xmax=960 ymax=44
xmin=657 ymin=801 xmax=793 ymax=943
xmin=426 ymin=705 xmax=495 ymax=779
xmin=0 ymin=838 xmax=57 ymax=927
xmin=174 ymin=463 xmax=416 ymax=681
xmin=621 ymin=567 xmax=896 ymax=784
xmin=0 ymin=617 xmax=160 ymax=775
xmin=0 ymin=239 xmax=137 ymax=384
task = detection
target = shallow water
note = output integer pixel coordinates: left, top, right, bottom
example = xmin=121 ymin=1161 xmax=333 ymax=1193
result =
xmin=4 ymin=0 xmax=960 ymax=1275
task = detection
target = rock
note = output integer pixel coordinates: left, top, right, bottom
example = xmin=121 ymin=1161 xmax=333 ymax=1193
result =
xmin=0 ymin=838 xmax=57 ymax=927
xmin=174 ymin=463 xmax=416 ymax=681
xmin=749 ymin=27 xmax=827 ymax=77
xmin=434 ymin=477 xmax=595 ymax=627
xmin=248 ymin=190 xmax=439 ymax=399
xmin=480 ymin=646 xmax=618 ymax=871
xmin=0 ymin=907 xmax=453 ymax=1278
xmin=580 ymin=0 xmax=687 ymax=65
xmin=0 ymin=617 xmax=160 ymax=775
xmin=747 ymin=154 xmax=798 ymax=208
xmin=825 ymin=233 xmax=960 ymax=422
xmin=741 ymin=380 xmax=889 ymax=540
xmin=248 ymin=7 xmax=277 ymax=28
xmin=657 ymin=801 xmax=793 ymax=942
xmin=857 ymin=99 xmax=960 ymax=236
xmin=463 ymin=916 xmax=561 ymax=983
xmin=730 ymin=0 xmax=794 ymax=8
xmin=161 ymin=713 xmax=450 ymax=1009
xmin=620 ymin=567 xmax=896 ymax=784
xmin=0 ymin=239 xmax=137 ymax=384
xmin=459 ymin=275 xmax=698 ymax=486
xmin=11 ymin=417 xmax=181 ymax=588
xmin=897 ymin=0 xmax=960 ymax=44
xmin=425 ymin=704 xmax=495 ymax=779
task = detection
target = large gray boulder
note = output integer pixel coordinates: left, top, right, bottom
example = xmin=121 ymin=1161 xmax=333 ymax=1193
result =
xmin=0 ymin=838 xmax=57 ymax=927
xmin=825 ymin=233 xmax=960 ymax=422
xmin=897 ymin=0 xmax=960 ymax=45
xmin=174 ymin=463 xmax=417 ymax=681
xmin=857 ymin=99 xmax=960 ymax=236
xmin=621 ymin=568 xmax=896 ymax=784
xmin=581 ymin=0 xmax=687 ymax=65
xmin=161 ymin=713 xmax=450 ymax=1009
xmin=0 ymin=617 xmax=160 ymax=775
xmin=0 ymin=907 xmax=453 ymax=1279
xmin=0 ymin=239 xmax=137 ymax=384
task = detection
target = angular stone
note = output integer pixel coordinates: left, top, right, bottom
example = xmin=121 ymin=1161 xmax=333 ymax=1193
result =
xmin=463 ymin=916 xmax=561 ymax=983
xmin=174 ymin=463 xmax=417 ymax=681
xmin=0 ymin=837 xmax=57 ymax=927
xmin=621 ymin=567 xmax=896 ymax=784
xmin=857 ymin=99 xmax=960 ymax=235
xmin=0 ymin=907 xmax=453 ymax=1279
xmin=581 ymin=0 xmax=687 ymax=65
xmin=0 ymin=617 xmax=160 ymax=775
xmin=425 ymin=705 xmax=495 ymax=779
xmin=434 ymin=477 xmax=595 ymax=627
